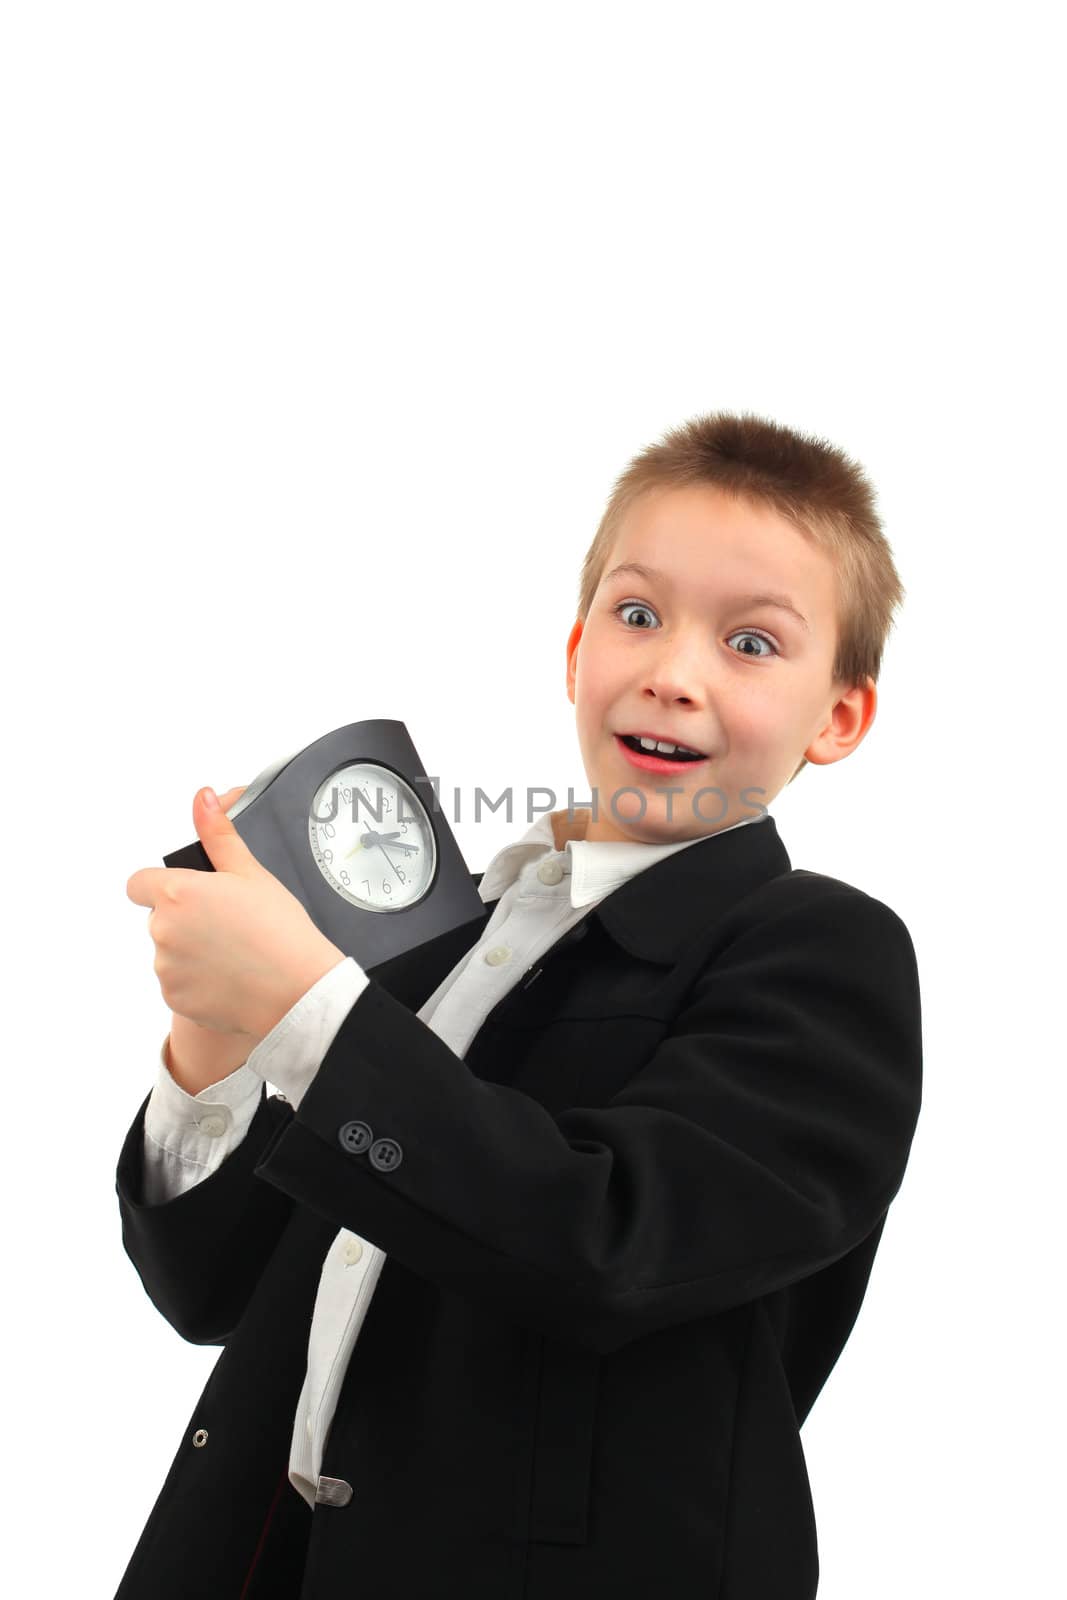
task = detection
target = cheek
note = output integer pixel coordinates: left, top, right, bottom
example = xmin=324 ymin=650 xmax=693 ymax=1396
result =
xmin=726 ymin=686 xmax=790 ymax=747
xmin=573 ymin=660 xmax=612 ymax=720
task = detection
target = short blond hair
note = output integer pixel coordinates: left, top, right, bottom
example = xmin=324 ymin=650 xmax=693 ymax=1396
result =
xmin=577 ymin=410 xmax=906 ymax=782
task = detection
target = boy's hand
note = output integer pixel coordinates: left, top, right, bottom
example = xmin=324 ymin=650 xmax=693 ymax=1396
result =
xmin=127 ymin=786 xmax=346 ymax=1039
xmin=164 ymin=787 xmax=261 ymax=1092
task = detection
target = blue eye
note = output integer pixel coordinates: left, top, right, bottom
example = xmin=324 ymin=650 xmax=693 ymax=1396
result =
xmin=613 ymin=601 xmax=658 ymax=629
xmin=612 ymin=602 xmax=779 ymax=657
xmin=726 ymin=629 xmax=779 ymax=658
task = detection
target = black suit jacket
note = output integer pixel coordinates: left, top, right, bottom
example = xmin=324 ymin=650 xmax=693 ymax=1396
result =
xmin=113 ymin=813 xmax=922 ymax=1599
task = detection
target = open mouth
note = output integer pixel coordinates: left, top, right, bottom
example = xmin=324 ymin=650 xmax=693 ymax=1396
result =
xmin=616 ymin=733 xmax=707 ymax=765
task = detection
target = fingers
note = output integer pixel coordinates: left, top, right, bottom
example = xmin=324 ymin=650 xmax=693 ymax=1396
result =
xmin=126 ymin=867 xmax=165 ymax=907
xmin=127 ymin=787 xmax=248 ymax=910
xmin=132 ymin=864 xmax=190 ymax=904
xmin=215 ymin=784 xmax=248 ymax=810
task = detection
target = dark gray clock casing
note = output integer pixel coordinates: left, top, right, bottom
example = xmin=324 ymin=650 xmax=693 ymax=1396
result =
xmin=162 ymin=719 xmax=486 ymax=974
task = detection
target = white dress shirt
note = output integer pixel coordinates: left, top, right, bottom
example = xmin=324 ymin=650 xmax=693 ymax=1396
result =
xmin=141 ymin=805 xmax=768 ymax=1509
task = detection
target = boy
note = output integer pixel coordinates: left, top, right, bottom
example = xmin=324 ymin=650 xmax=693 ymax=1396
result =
xmin=118 ymin=410 xmax=922 ymax=1598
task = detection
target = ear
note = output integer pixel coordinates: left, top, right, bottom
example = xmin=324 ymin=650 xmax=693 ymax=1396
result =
xmin=804 ymin=676 xmax=878 ymax=767
xmin=565 ymin=618 xmax=584 ymax=706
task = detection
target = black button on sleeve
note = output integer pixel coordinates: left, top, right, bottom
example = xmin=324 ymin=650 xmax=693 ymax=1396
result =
xmin=369 ymin=1137 xmax=403 ymax=1172
xmin=338 ymin=1120 xmax=373 ymax=1155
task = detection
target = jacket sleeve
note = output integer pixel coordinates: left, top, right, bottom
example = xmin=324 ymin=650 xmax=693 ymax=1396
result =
xmin=116 ymin=1083 xmax=298 ymax=1345
xmin=251 ymin=886 xmax=923 ymax=1354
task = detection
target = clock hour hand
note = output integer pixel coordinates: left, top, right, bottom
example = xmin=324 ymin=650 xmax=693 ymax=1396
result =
xmin=360 ymin=829 xmax=420 ymax=866
xmin=377 ymin=833 xmax=419 ymax=858
xmin=344 ymin=829 xmax=404 ymax=860
xmin=363 ymin=832 xmax=422 ymax=857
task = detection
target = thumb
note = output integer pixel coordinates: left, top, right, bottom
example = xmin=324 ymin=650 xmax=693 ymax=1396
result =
xmin=194 ymin=787 xmax=259 ymax=876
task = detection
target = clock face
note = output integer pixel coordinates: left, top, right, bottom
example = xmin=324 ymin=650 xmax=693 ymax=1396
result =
xmin=307 ymin=761 xmax=437 ymax=912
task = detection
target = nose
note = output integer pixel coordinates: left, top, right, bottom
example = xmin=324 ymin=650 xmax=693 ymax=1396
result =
xmin=639 ymin=634 xmax=709 ymax=710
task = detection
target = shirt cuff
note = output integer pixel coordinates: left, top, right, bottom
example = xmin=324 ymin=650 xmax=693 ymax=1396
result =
xmin=143 ymin=1039 xmax=264 ymax=1181
xmin=244 ymin=956 xmax=371 ymax=1112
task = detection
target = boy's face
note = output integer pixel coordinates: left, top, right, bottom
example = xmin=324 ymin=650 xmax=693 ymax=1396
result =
xmin=565 ymin=482 xmax=876 ymax=844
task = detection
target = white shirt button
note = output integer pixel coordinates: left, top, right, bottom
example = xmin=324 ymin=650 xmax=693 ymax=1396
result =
xmin=537 ymin=859 xmax=564 ymax=885
xmin=197 ymin=1113 xmax=227 ymax=1138
xmin=344 ymin=1237 xmax=363 ymax=1266
xmin=484 ymin=945 xmax=512 ymax=966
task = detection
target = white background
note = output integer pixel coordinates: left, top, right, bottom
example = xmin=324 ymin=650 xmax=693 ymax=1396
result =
xmin=2 ymin=3 xmax=1062 ymax=1595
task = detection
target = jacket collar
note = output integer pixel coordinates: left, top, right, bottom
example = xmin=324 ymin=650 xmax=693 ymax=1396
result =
xmin=476 ymin=811 xmax=791 ymax=968
xmin=586 ymin=811 xmax=791 ymax=964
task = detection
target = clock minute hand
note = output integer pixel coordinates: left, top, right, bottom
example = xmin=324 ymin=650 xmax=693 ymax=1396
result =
xmin=370 ymin=836 xmax=406 ymax=887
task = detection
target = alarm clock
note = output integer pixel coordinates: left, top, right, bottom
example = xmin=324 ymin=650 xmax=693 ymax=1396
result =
xmin=163 ymin=719 xmax=486 ymax=973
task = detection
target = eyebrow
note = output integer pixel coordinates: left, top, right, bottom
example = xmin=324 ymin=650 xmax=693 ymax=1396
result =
xmin=603 ymin=561 xmax=811 ymax=634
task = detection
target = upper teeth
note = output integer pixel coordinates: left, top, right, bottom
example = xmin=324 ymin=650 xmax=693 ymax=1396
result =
xmin=634 ymin=736 xmax=703 ymax=757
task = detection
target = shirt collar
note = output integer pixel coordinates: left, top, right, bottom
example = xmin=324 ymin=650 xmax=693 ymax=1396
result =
xmin=476 ymin=807 xmax=770 ymax=910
